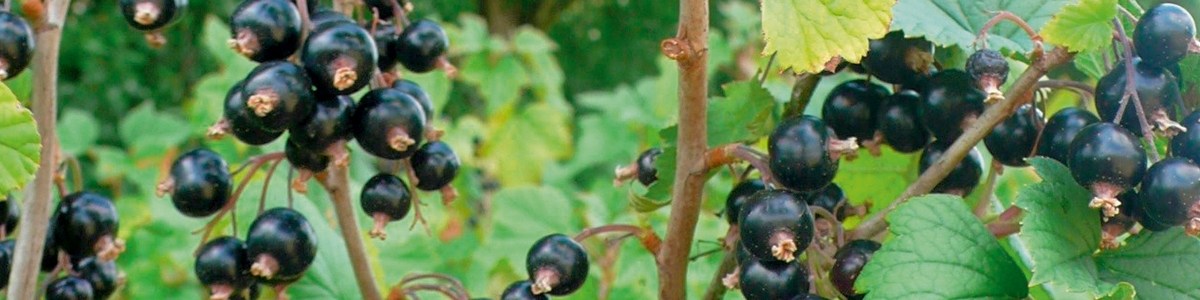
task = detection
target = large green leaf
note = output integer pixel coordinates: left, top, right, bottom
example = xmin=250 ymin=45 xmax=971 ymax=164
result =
xmin=892 ymin=0 xmax=1073 ymax=52
xmin=1097 ymin=228 xmax=1200 ymax=299
xmin=0 ymin=82 xmax=39 ymax=195
xmin=1040 ymin=0 xmax=1118 ymax=52
xmin=856 ymin=194 xmax=1029 ymax=299
xmin=761 ymin=0 xmax=894 ymax=74
xmin=480 ymin=102 xmax=572 ymax=186
xmin=659 ymin=80 xmax=776 ymax=146
xmin=118 ymin=103 xmax=191 ymax=155
xmin=484 ymin=186 xmax=578 ymax=273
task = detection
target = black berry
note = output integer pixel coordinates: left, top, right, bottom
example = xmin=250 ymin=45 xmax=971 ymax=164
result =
xmin=285 ymin=136 xmax=331 ymax=174
xmin=769 ymin=115 xmax=855 ymax=192
xmin=229 ymin=0 xmax=302 ymax=62
xmin=364 ymin=0 xmax=400 ymax=19
xmin=360 ymin=173 xmax=412 ymax=240
xmin=246 ymin=207 xmax=318 ymax=285
xmin=1137 ymin=158 xmax=1200 ymax=233
xmin=821 ymin=79 xmax=888 ymax=143
xmin=738 ymin=254 xmax=811 ymax=300
xmin=0 ymin=11 xmax=34 ymax=80
xmin=224 ymin=81 xmax=284 ymax=145
xmin=396 ymin=19 xmax=449 ymax=73
xmin=806 ymin=182 xmax=848 ymax=221
xmin=54 ymin=192 xmax=122 ymax=259
xmin=301 ymin=21 xmax=378 ymax=95
xmin=76 ymin=256 xmax=121 ymax=299
xmin=863 ymin=31 xmax=934 ymax=86
xmin=1134 ymin=3 xmax=1198 ymax=68
xmin=0 ymin=194 xmax=18 ymax=233
xmin=877 ymin=90 xmax=929 ymax=153
xmin=0 ymin=239 xmax=12 ymax=289
xmin=289 ymin=92 xmax=356 ymax=152
xmin=525 ymin=233 xmax=588 ymax=296
xmin=725 ymin=179 xmax=766 ymax=225
xmin=167 ymin=148 xmax=232 ymax=218
xmin=353 ymin=88 xmax=427 ymax=159
xmin=240 ymin=61 xmax=317 ymax=132
xmin=119 ymin=0 xmax=186 ymax=31
xmin=392 ymin=79 xmax=436 ymax=121
xmin=830 ymin=239 xmax=881 ymax=300
xmin=984 ymin=104 xmax=1043 ymax=167
xmin=635 ymin=148 xmax=662 ymax=186
xmin=411 ymin=141 xmax=460 ymax=190
xmin=738 ymin=189 xmax=814 ymax=263
xmin=1067 ymin=123 xmax=1147 ymax=218
xmin=918 ymin=139 xmax=983 ymax=196
xmin=1170 ymin=109 xmax=1200 ymax=162
xmin=1094 ymin=59 xmax=1182 ymax=136
xmin=310 ymin=8 xmax=352 ymax=29
xmin=372 ymin=23 xmax=400 ymax=71
xmin=1036 ymin=107 xmax=1099 ymax=163
xmin=965 ymin=49 xmax=1009 ymax=100
xmin=45 ymin=276 xmax=94 ymax=300
xmin=919 ymin=70 xmax=986 ymax=141
xmin=195 ymin=236 xmax=253 ymax=299
xmin=500 ymin=280 xmax=549 ymax=300
xmin=1122 ymin=190 xmax=1174 ymax=232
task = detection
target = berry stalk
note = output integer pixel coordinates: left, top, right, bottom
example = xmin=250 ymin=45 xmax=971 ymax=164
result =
xmin=317 ymin=165 xmax=383 ymax=300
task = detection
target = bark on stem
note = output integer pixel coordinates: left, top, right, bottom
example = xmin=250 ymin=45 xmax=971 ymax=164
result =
xmin=318 ymin=166 xmax=383 ymax=300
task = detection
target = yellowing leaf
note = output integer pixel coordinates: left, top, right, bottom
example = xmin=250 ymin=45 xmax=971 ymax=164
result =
xmin=1041 ymin=0 xmax=1118 ymax=52
xmin=761 ymin=0 xmax=895 ymax=73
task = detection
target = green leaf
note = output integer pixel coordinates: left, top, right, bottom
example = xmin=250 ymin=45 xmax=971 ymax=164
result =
xmin=460 ymin=54 xmax=530 ymax=115
xmin=58 ymin=109 xmax=99 ymax=158
xmin=480 ymin=102 xmax=572 ymax=186
xmin=892 ymin=0 xmax=1074 ymax=52
xmin=707 ymin=81 xmax=776 ymax=145
xmin=1074 ymin=49 xmax=1110 ymax=80
xmin=0 ymin=82 xmax=39 ymax=195
xmin=485 ymin=186 xmax=578 ymax=271
xmin=118 ymin=103 xmax=191 ymax=155
xmin=856 ymin=194 xmax=1029 ymax=299
xmin=1096 ymin=228 xmax=1200 ymax=299
xmin=1040 ymin=0 xmax=1118 ymax=52
xmin=761 ymin=0 xmax=894 ymax=73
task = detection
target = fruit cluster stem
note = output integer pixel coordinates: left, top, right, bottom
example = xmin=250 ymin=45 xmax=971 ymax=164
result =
xmin=1110 ymin=18 xmax=1162 ymax=161
xmin=318 ymin=165 xmax=384 ymax=300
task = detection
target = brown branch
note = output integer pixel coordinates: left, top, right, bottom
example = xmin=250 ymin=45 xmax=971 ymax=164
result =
xmin=317 ymin=165 xmax=383 ymax=300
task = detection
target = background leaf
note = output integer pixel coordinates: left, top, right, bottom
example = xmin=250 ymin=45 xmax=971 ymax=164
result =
xmin=0 ymin=82 xmax=39 ymax=196
xmin=891 ymin=0 xmax=1073 ymax=52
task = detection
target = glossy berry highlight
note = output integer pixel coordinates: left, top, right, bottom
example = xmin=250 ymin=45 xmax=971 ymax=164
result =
xmin=353 ymin=88 xmax=428 ymax=159
xmin=195 ymin=236 xmax=253 ymax=300
xmin=877 ymin=90 xmax=930 ymax=153
xmin=246 ymin=207 xmax=318 ymax=285
xmin=1036 ymin=107 xmax=1099 ymax=163
xmin=76 ymin=256 xmax=121 ymax=299
xmin=1094 ymin=59 xmax=1182 ymax=136
xmin=360 ymin=173 xmax=412 ymax=240
xmin=240 ymin=61 xmax=317 ymax=132
xmin=635 ymin=148 xmax=662 ymax=186
xmin=0 ymin=11 xmax=34 ymax=80
xmin=863 ymin=30 xmax=934 ymax=86
xmin=738 ymin=254 xmax=811 ymax=300
xmin=228 ymin=0 xmax=302 ymax=62
xmin=769 ymin=115 xmax=857 ymax=192
xmin=500 ymin=280 xmax=549 ymax=300
xmin=525 ymin=233 xmax=589 ymax=296
xmin=165 ymin=148 xmax=232 ymax=218
xmin=919 ymin=70 xmax=986 ymax=140
xmin=984 ymin=104 xmax=1043 ymax=167
xmin=1068 ymin=123 xmax=1147 ymax=218
xmin=1134 ymin=3 xmax=1198 ymax=68
xmin=830 ymin=239 xmax=881 ymax=299
xmin=411 ymin=141 xmax=461 ymax=191
xmin=44 ymin=276 xmax=94 ymax=300
xmin=396 ymin=20 xmax=449 ymax=73
xmin=222 ymin=81 xmax=284 ymax=145
xmin=301 ymin=21 xmax=378 ymax=94
xmin=738 ymin=189 xmax=814 ymax=263
xmin=1137 ymin=158 xmax=1200 ymax=235
xmin=120 ymin=0 xmax=186 ymax=31
xmin=821 ymin=79 xmax=888 ymax=144
xmin=54 ymin=192 xmax=123 ymax=259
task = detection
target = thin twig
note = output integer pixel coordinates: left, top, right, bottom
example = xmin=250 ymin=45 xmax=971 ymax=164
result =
xmin=759 ymin=52 xmax=776 ymax=85
xmin=1111 ymin=19 xmax=1161 ymax=161
xmin=317 ymin=165 xmax=384 ymax=300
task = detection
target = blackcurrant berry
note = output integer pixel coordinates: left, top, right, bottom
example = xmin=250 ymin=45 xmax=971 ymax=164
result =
xmin=984 ymin=104 xmax=1043 ymax=167
xmin=1137 ymin=158 xmax=1200 ymax=233
xmin=396 ymin=19 xmax=449 ymax=73
xmin=411 ymin=141 xmax=460 ymax=190
xmin=830 ymin=239 xmax=881 ymax=300
xmin=821 ymin=79 xmax=888 ymax=143
xmin=289 ymin=0 xmax=316 ymax=14
xmin=806 ymin=182 xmax=848 ymax=221
xmin=1094 ymin=59 xmax=1182 ymax=136
xmin=0 ymin=11 xmax=34 ymax=80
xmin=285 ymin=136 xmax=331 ymax=173
xmin=1067 ymin=123 xmax=1147 ymax=218
xmin=301 ymin=21 xmax=377 ymax=95
xmin=1134 ymin=3 xmax=1197 ymax=68
xmin=229 ymin=0 xmax=303 ymax=62
xmin=195 ymin=236 xmax=253 ymax=299
xmin=289 ymin=92 xmax=355 ymax=152
xmin=240 ymin=61 xmax=317 ymax=132
xmin=76 ymin=256 xmax=121 ymax=299
xmin=877 ymin=90 xmax=929 ymax=153
xmin=45 ymin=276 xmax=94 ymax=300
xmin=725 ymin=179 xmax=766 ymax=225
xmin=919 ymin=70 xmax=986 ymax=141
xmin=500 ymin=280 xmax=549 ymax=300
xmin=738 ymin=255 xmax=811 ymax=300
xmin=769 ymin=115 xmax=856 ymax=192
xmin=360 ymin=173 xmax=411 ymax=239
xmin=1121 ymin=190 xmax=1174 ymax=232
xmin=119 ymin=0 xmax=186 ymax=31
xmin=364 ymin=0 xmax=399 ymax=19
xmin=224 ymin=81 xmax=284 ymax=145
xmin=54 ymin=192 xmax=122 ymax=259
xmin=1035 ymin=107 xmax=1099 ymax=163
xmin=353 ymin=88 xmax=427 ymax=159
xmin=965 ymin=49 xmax=1009 ymax=101
xmin=1170 ymin=109 xmax=1200 ymax=162
xmin=166 ymin=148 xmax=232 ymax=218
xmin=738 ymin=189 xmax=814 ymax=263
xmin=310 ymin=8 xmax=352 ymax=29
xmin=635 ymin=148 xmax=662 ymax=186
xmin=918 ymin=139 xmax=983 ymax=196
xmin=372 ymin=23 xmax=400 ymax=71
xmin=41 ymin=208 xmax=61 ymax=272
xmin=246 ymin=207 xmax=317 ymax=284
xmin=525 ymin=233 xmax=588 ymax=296
xmin=0 ymin=239 xmax=12 ymax=289
xmin=0 ymin=194 xmax=18 ymax=233
xmin=392 ymin=79 xmax=435 ymax=121
xmin=863 ymin=31 xmax=933 ymax=86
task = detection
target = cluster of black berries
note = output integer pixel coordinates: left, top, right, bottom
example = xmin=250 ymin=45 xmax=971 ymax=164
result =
xmin=36 ymin=192 xmax=125 ymax=299
xmin=498 ymin=234 xmax=590 ymax=300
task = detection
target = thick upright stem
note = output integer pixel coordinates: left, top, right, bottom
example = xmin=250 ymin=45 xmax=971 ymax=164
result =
xmin=318 ymin=166 xmax=383 ymax=300
xmin=657 ymin=0 xmax=708 ymax=297
xmin=8 ymin=1 xmax=71 ymax=299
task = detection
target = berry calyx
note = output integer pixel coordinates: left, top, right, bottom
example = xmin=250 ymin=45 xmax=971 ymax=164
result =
xmin=863 ymin=30 xmax=934 ymax=86
xmin=195 ymin=236 xmax=253 ymax=300
xmin=228 ymin=0 xmax=302 ymax=62
xmin=301 ymin=21 xmax=378 ymax=94
xmin=500 ymin=280 xmax=549 ymax=300
xmin=525 ymin=233 xmax=588 ymax=296
xmin=1094 ymin=59 xmax=1183 ymax=136
xmin=54 ymin=192 xmax=124 ymax=259
xmin=965 ymin=49 xmax=1009 ymax=102
xmin=919 ymin=70 xmax=986 ymax=141
xmin=45 ymin=276 xmax=94 ymax=300
xmin=1068 ymin=123 xmax=1147 ymax=218
xmin=1171 ymin=109 xmax=1200 ymax=162
xmin=360 ymin=173 xmax=412 ymax=240
xmin=918 ymin=139 xmax=984 ymax=196
xmin=821 ymin=79 xmax=888 ymax=147
xmin=738 ymin=190 xmax=814 ymax=263
xmin=984 ymin=104 xmax=1043 ymax=167
xmin=219 ymin=81 xmax=285 ymax=145
xmin=289 ymin=93 xmax=356 ymax=153
xmin=877 ymin=90 xmax=930 ymax=153
xmin=163 ymin=148 xmax=232 ymax=218
xmin=396 ymin=19 xmax=450 ymax=73
xmin=737 ymin=251 xmax=811 ymax=300
xmin=725 ymin=179 xmax=766 ymax=225
xmin=411 ymin=141 xmax=461 ymax=191
xmin=1137 ymin=158 xmax=1200 ymax=235
xmin=635 ymin=148 xmax=662 ymax=186
xmin=1036 ymin=107 xmax=1099 ymax=163
xmin=246 ymin=207 xmax=318 ymax=284
xmin=353 ymin=88 xmax=428 ymax=159
xmin=769 ymin=115 xmax=857 ymax=192
xmin=240 ymin=61 xmax=317 ymax=132
xmin=76 ymin=256 xmax=122 ymax=299
xmin=1134 ymin=3 xmax=1198 ymax=68
xmin=119 ymin=0 xmax=186 ymax=31
xmin=0 ymin=11 xmax=34 ymax=81
xmin=830 ymin=239 xmax=881 ymax=299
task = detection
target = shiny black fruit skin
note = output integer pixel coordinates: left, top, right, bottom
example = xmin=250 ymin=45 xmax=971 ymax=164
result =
xmin=302 ymin=21 xmax=377 ymax=95
xmin=525 ymin=233 xmax=589 ymax=296
xmin=360 ymin=173 xmax=412 ymax=221
xmin=738 ymin=255 xmax=811 ymax=300
xmin=635 ymin=148 xmax=662 ymax=186
xmin=807 ymin=183 xmax=847 ymax=220
xmin=285 ymin=136 xmax=330 ymax=172
xmin=411 ymin=141 xmax=461 ymax=190
xmin=919 ymin=139 xmax=983 ymax=195
xmin=240 ymin=61 xmax=317 ymax=131
xmin=0 ymin=239 xmax=12 ymax=288
xmin=0 ymin=194 xmax=18 ymax=234
xmin=984 ymin=104 xmax=1043 ymax=167
xmin=229 ymin=0 xmax=302 ymax=62
xmin=769 ymin=115 xmax=840 ymax=192
xmin=353 ymin=88 xmax=427 ymax=159
xmin=725 ymin=179 xmax=766 ymax=225
xmin=392 ymin=79 xmax=435 ymax=121
xmin=396 ymin=20 xmax=449 ymax=73
xmin=1138 ymin=158 xmax=1200 ymax=228
xmin=1068 ymin=123 xmax=1147 ymax=197
xmin=1135 ymin=3 xmax=1197 ymax=68
xmin=821 ymin=79 xmax=888 ymax=142
xmin=919 ymin=70 xmax=986 ymax=140
xmin=0 ymin=11 xmax=34 ymax=80
xmin=1170 ymin=110 xmax=1200 ymax=162
xmin=55 ymin=192 xmax=120 ymax=257
xmin=45 ymin=276 xmax=94 ymax=300
xmin=1094 ymin=59 xmax=1181 ymax=135
xmin=224 ymin=81 xmax=284 ymax=145
xmin=863 ymin=31 xmax=933 ymax=86
xmin=500 ymin=280 xmax=549 ymax=300
xmin=1122 ymin=191 xmax=1174 ymax=231
xmin=289 ymin=0 xmax=316 ymax=14
xmin=195 ymin=236 xmax=253 ymax=295
xmin=169 ymin=148 xmax=232 ymax=217
xmin=120 ymin=0 xmax=187 ymax=31
xmin=738 ymin=190 xmax=815 ymax=263
xmin=878 ymin=90 xmax=930 ymax=153
xmin=246 ymin=207 xmax=318 ymax=284
xmin=830 ymin=239 xmax=881 ymax=299
xmin=76 ymin=256 xmax=120 ymax=299
xmin=310 ymin=8 xmax=352 ymax=29
xmin=965 ymin=49 xmax=1009 ymax=91
xmin=289 ymin=93 xmax=355 ymax=152
xmin=372 ymin=23 xmax=400 ymax=71
xmin=1036 ymin=107 xmax=1099 ymax=163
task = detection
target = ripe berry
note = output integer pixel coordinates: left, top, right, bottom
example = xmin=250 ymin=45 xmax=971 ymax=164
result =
xmin=1134 ymin=3 xmax=1197 ymax=68
xmin=984 ymin=104 xmax=1043 ymax=167
xmin=1036 ymin=107 xmax=1099 ymax=163
xmin=1121 ymin=190 xmax=1174 ymax=232
xmin=863 ymin=31 xmax=933 ymax=86
xmin=806 ymin=182 xmax=848 ymax=221
xmin=119 ymin=0 xmax=186 ymax=31
xmin=166 ymin=148 xmax=232 ymax=217
xmin=918 ymin=139 xmax=983 ymax=196
xmin=0 ymin=11 xmax=34 ymax=80
xmin=228 ymin=0 xmax=303 ymax=62
xmin=364 ymin=0 xmax=399 ymax=19
xmin=310 ymin=8 xmax=351 ymax=29
xmin=372 ymin=23 xmax=400 ymax=71
xmin=0 ymin=194 xmax=18 ymax=233
xmin=1068 ymin=123 xmax=1147 ymax=218
xmin=360 ymin=173 xmax=411 ymax=239
xmin=41 ymin=209 xmax=61 ymax=272
xmin=195 ymin=236 xmax=253 ymax=299
xmin=769 ymin=115 xmax=856 ymax=192
xmin=396 ymin=20 xmax=449 ymax=73
xmin=240 ymin=61 xmax=317 ymax=132
xmin=1170 ymin=109 xmax=1200 ymax=162
xmin=301 ymin=21 xmax=377 ymax=95
xmin=224 ymin=81 xmax=284 ymax=145
xmin=738 ymin=254 xmax=811 ymax=300
xmin=54 ymin=192 xmax=122 ymax=259
xmin=1137 ymin=158 xmax=1200 ymax=234
xmin=725 ymin=179 xmax=766 ymax=225
xmin=877 ymin=90 xmax=929 ymax=153
xmin=289 ymin=93 xmax=355 ymax=152
xmin=1094 ymin=59 xmax=1182 ymax=135
xmin=821 ymin=79 xmax=888 ymax=143
xmin=353 ymin=88 xmax=427 ymax=159
xmin=738 ymin=189 xmax=814 ymax=263
xmin=500 ymin=280 xmax=549 ymax=300
xmin=525 ymin=233 xmax=588 ymax=296
xmin=285 ymin=136 xmax=330 ymax=173
xmin=965 ymin=49 xmax=1009 ymax=100
xmin=289 ymin=0 xmax=315 ymax=13
xmin=411 ymin=141 xmax=460 ymax=190
xmin=635 ymin=148 xmax=662 ymax=186
xmin=76 ymin=256 xmax=121 ymax=299
xmin=44 ymin=276 xmax=94 ymax=300
xmin=392 ymin=79 xmax=435 ymax=121
xmin=246 ymin=207 xmax=318 ymax=284
xmin=919 ymin=70 xmax=986 ymax=141
xmin=830 ymin=239 xmax=881 ymax=300
xmin=0 ymin=239 xmax=12 ymax=288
